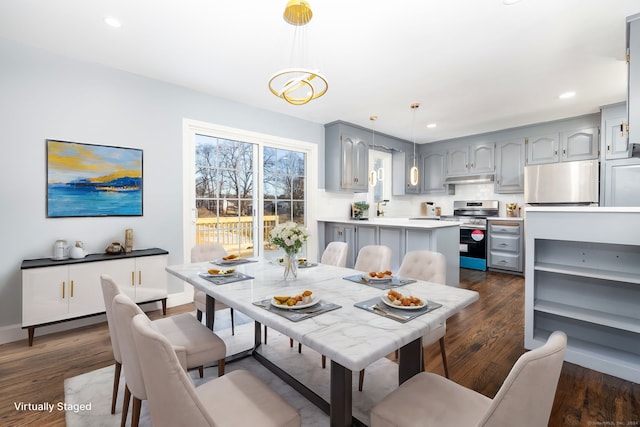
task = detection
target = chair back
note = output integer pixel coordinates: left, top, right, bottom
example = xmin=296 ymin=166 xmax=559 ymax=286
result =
xmin=131 ymin=314 xmax=215 ymax=427
xmin=480 ymin=331 xmax=567 ymax=427
xmin=354 ymin=245 xmax=392 ymax=273
xmin=397 ymin=250 xmax=446 ymax=285
xmin=112 ymin=293 xmax=149 ymax=400
xmin=191 ymin=243 xmax=227 ymax=263
xmin=320 ymin=241 xmax=348 ymax=267
xmin=100 ymin=275 xmax=122 ymax=364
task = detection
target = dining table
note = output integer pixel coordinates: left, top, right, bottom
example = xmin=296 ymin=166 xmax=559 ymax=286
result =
xmin=166 ymin=258 xmax=479 ymax=427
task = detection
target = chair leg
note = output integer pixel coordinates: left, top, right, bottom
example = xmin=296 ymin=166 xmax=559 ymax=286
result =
xmin=321 ymin=355 xmax=326 ymax=369
xmin=439 ymin=337 xmax=449 ymax=378
xmin=196 ymin=309 xmax=203 ymax=322
xmin=290 ymin=338 xmax=294 ymax=348
xmin=264 ymin=325 xmax=268 ymax=344
xmin=121 ymin=385 xmax=131 ymax=427
xmin=111 ymin=361 xmax=121 ymax=414
xmin=298 ymin=342 xmax=302 ymax=353
xmin=198 ymin=366 xmax=204 ymax=378
xmin=131 ymin=397 xmax=142 ymax=427
xmin=218 ymin=359 xmax=225 ymax=377
xmin=358 ymin=369 xmax=365 ymax=392
xmin=230 ymin=308 xmax=235 ymax=336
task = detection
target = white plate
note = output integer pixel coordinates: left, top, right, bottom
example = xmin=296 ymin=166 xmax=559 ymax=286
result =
xmin=271 ymin=295 xmax=319 ymax=310
xmin=215 ymin=257 xmax=244 ymax=264
xmin=381 ymin=294 xmax=427 ymax=310
xmin=362 ymin=274 xmax=392 ymax=283
xmin=199 ymin=271 xmax=236 ymax=278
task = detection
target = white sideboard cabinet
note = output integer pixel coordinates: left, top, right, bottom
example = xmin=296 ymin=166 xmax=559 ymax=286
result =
xmin=21 ymin=248 xmax=168 ymax=346
xmin=525 ymin=209 xmax=640 ymax=383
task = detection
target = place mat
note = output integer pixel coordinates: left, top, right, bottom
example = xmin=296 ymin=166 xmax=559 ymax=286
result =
xmin=199 ymin=272 xmax=254 ymax=285
xmin=210 ymin=258 xmax=259 ymax=266
xmin=343 ymin=274 xmax=416 ymax=289
xmin=354 ymin=296 xmax=442 ymax=323
xmin=253 ymin=298 xmax=341 ymax=322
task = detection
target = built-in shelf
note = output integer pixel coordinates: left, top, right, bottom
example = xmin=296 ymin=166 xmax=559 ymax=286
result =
xmin=534 ymin=299 xmax=640 ymax=333
xmin=534 ymin=261 xmax=640 ymax=285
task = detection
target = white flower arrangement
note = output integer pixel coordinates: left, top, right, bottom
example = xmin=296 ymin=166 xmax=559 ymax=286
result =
xmin=269 ymin=221 xmax=309 ymax=255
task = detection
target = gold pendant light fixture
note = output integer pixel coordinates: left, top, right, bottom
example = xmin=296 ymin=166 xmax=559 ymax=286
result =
xmin=269 ymin=0 xmax=328 ymax=105
xmin=409 ymin=103 xmax=420 ymax=186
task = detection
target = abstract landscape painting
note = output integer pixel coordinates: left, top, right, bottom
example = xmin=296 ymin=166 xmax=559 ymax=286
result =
xmin=47 ymin=140 xmax=143 ymax=217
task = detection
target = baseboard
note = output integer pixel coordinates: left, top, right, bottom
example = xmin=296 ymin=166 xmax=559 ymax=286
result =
xmin=0 ymin=290 xmax=195 ymax=346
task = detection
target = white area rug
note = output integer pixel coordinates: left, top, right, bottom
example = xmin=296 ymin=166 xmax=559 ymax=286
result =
xmin=65 ymin=318 xmax=400 ymax=426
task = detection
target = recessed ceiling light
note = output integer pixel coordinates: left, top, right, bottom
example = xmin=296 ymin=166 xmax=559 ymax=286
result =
xmin=559 ymin=91 xmax=576 ymax=99
xmin=503 ymin=0 xmax=523 ymax=5
xmin=104 ymin=16 xmax=122 ymax=28
xmin=427 ymin=123 xmax=437 ymax=129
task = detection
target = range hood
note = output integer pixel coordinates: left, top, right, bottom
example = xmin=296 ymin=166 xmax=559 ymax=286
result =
xmin=443 ymin=174 xmax=495 ymax=185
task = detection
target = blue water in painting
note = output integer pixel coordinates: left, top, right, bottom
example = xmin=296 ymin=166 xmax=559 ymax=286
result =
xmin=48 ymin=184 xmax=142 ymax=217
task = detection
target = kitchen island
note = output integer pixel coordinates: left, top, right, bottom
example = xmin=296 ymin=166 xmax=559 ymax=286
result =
xmin=525 ymin=207 xmax=640 ymax=383
xmin=318 ymin=218 xmax=460 ymax=286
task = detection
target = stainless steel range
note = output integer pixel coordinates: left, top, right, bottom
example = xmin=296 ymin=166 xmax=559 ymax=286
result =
xmin=443 ymin=200 xmax=499 ymax=271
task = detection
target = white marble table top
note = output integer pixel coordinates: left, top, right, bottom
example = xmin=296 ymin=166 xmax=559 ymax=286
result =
xmin=167 ymin=259 xmax=479 ymax=372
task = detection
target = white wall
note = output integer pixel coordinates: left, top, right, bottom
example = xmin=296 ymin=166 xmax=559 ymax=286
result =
xmin=0 ymin=39 xmax=324 ymax=333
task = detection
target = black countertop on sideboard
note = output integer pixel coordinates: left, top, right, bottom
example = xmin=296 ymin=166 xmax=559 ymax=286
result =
xmin=21 ymin=248 xmax=169 ymax=269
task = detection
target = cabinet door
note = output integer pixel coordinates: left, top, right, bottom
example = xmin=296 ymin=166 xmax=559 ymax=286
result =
xmin=352 ymin=139 xmax=369 ymax=192
xmin=355 ymin=225 xmax=377 ymax=257
xmin=495 ymin=139 xmax=525 ymax=193
xmin=604 ymin=158 xmax=640 ymax=206
xmin=378 ymin=227 xmax=404 ymax=271
xmin=604 ymin=117 xmax=629 ymax=159
xmin=22 ymin=266 xmax=69 ymax=326
xmin=325 ymin=224 xmax=356 ymax=267
xmin=67 ymin=262 xmax=108 ymax=317
xmin=560 ymin=127 xmax=598 ymax=161
xmin=526 ymin=134 xmax=558 ymax=165
xmin=340 ymin=136 xmax=355 ymax=189
xmin=98 ymin=258 xmax=137 ymax=301
xmin=134 ymin=255 xmax=169 ymax=303
xmin=446 ymin=147 xmax=468 ymax=176
xmin=421 ymin=151 xmax=448 ymax=193
xmin=628 ymin=18 xmax=640 ymax=146
xmin=470 ymin=143 xmax=494 ymax=173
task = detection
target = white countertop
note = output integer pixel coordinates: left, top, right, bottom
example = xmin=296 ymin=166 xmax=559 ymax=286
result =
xmin=525 ymin=206 xmax=640 ymax=213
xmin=487 ymin=216 xmax=524 ymax=221
xmin=318 ymin=217 xmax=461 ymax=229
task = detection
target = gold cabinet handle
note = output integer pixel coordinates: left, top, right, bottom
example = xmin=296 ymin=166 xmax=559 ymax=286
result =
xmin=131 ymin=271 xmax=135 ymax=286
xmin=62 ymin=281 xmax=65 ymax=299
xmin=138 ymin=271 xmax=142 ymax=285
xmin=71 ymin=280 xmax=74 ymax=297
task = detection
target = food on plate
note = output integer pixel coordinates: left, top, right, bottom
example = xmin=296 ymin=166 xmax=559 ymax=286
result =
xmin=207 ymin=268 xmax=234 ymax=275
xmin=387 ymin=290 xmax=424 ymax=307
xmin=368 ymin=270 xmax=393 ymax=279
xmin=298 ymin=257 xmax=307 ymax=264
xmin=222 ymin=254 xmax=239 ymax=260
xmin=273 ymin=290 xmax=314 ymax=306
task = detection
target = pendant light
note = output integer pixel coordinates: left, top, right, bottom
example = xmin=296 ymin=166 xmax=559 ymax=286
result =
xmin=409 ymin=103 xmax=420 ymax=186
xmin=369 ymin=115 xmax=378 ymax=187
xmin=268 ymin=0 xmax=328 ymax=105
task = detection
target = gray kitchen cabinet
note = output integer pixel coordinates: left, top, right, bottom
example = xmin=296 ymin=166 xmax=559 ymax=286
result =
xmin=494 ymin=139 xmax=525 ymax=193
xmin=487 ymin=220 xmax=523 ymax=274
xmin=355 ymin=225 xmax=378 ymax=258
xmin=446 ymin=143 xmax=493 ymax=176
xmin=421 ymin=150 xmax=452 ymax=194
xmin=378 ymin=226 xmax=404 ymax=271
xmin=325 ymin=122 xmax=370 ymax=192
xmin=392 ymin=151 xmax=420 ymax=195
xmin=325 ymin=223 xmax=356 ymax=267
xmin=627 ymin=14 xmax=640 ymax=147
xmin=601 ymin=103 xmax=629 ymax=160
xmin=526 ymin=128 xmax=598 ymax=165
xmin=604 ymin=157 xmax=640 ymax=206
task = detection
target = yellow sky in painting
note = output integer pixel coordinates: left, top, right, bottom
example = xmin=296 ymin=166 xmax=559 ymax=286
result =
xmin=47 ymin=140 xmax=141 ymax=183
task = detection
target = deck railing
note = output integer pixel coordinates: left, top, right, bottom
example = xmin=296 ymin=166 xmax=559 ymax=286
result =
xmin=195 ymin=215 xmax=278 ymax=255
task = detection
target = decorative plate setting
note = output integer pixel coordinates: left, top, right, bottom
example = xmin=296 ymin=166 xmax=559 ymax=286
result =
xmin=271 ymin=295 xmax=319 ymax=310
xmin=381 ymin=294 xmax=427 ymax=310
xmin=362 ymin=274 xmax=392 ymax=283
xmin=199 ymin=270 xmax=236 ymax=278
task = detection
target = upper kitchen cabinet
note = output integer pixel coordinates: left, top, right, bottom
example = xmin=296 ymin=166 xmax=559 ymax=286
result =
xmin=494 ymin=139 xmax=525 ymax=193
xmin=421 ymin=150 xmax=453 ymax=194
xmin=446 ymin=143 xmax=494 ymax=177
xmin=526 ymin=127 xmax=598 ymax=165
xmin=325 ymin=122 xmax=369 ymax=192
xmin=627 ymin=14 xmax=640 ymax=150
xmin=392 ymin=151 xmax=420 ymax=195
xmin=601 ymin=103 xmax=630 ymax=160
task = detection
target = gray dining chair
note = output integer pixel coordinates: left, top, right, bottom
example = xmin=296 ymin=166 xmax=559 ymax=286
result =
xmin=130 ymin=313 xmax=301 ymax=427
xmin=371 ymin=331 xmax=567 ymax=427
xmin=192 ymin=243 xmax=235 ymax=335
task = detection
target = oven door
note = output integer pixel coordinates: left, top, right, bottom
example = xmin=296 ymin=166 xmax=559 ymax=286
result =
xmin=460 ymin=227 xmax=487 ymax=271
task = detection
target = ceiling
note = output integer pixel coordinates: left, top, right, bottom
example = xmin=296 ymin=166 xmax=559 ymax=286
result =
xmin=2 ymin=0 xmax=640 ymax=143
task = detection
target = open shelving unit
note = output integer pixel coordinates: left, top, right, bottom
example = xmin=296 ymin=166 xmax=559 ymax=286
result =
xmin=525 ymin=208 xmax=640 ymax=384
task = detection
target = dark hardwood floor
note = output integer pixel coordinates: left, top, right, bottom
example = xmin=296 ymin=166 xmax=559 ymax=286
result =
xmin=0 ymin=269 xmax=638 ymax=426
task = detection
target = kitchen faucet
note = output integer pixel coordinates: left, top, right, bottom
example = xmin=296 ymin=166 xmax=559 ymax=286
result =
xmin=376 ymin=199 xmax=389 ymax=217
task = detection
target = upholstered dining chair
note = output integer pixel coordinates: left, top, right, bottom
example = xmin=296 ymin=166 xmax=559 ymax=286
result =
xmin=371 ymin=331 xmax=567 ymax=427
xmin=191 ymin=243 xmax=235 ymax=335
xmin=354 ymin=250 xmax=449 ymax=392
xmin=353 ymin=244 xmax=392 ymax=273
xmin=320 ymin=241 xmax=349 ymax=267
xmin=130 ymin=313 xmax=301 ymax=427
xmin=101 ymin=275 xmax=227 ymax=427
